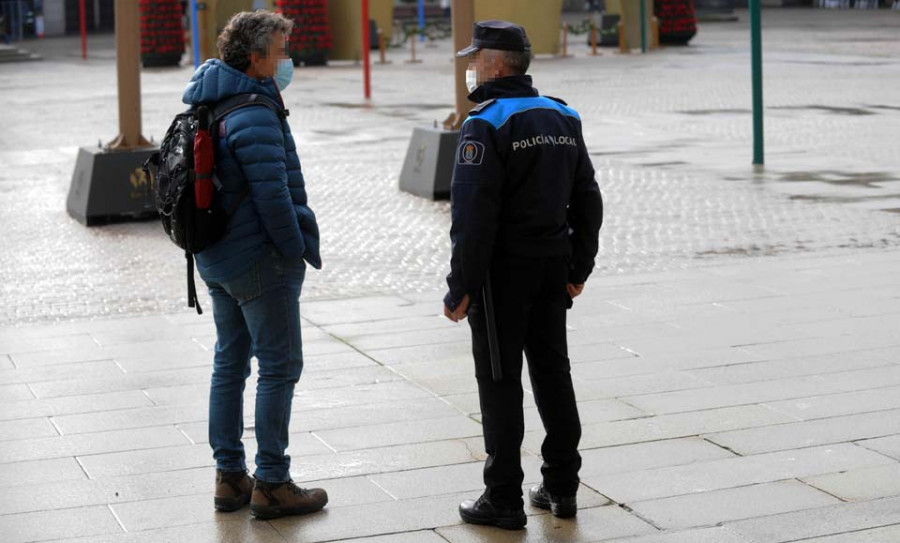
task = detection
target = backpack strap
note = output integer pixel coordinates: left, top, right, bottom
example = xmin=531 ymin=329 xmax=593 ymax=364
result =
xmin=210 ymin=93 xmax=287 ymax=125
xmin=186 ymin=251 xmax=202 ymax=315
xmin=199 ymin=94 xmax=286 ymax=217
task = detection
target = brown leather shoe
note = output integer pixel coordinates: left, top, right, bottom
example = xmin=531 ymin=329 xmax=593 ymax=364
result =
xmin=214 ymin=470 xmax=254 ymax=512
xmin=250 ymin=480 xmax=328 ymax=520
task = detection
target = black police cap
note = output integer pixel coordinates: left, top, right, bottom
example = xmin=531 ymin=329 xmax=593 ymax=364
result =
xmin=456 ymin=20 xmax=532 ymax=57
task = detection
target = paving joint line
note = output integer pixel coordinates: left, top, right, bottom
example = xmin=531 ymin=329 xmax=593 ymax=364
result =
xmin=618 ymin=502 xmax=665 ymax=531
xmin=174 ymin=424 xmax=196 ymax=445
xmin=101 ymin=503 xmax=129 ymax=534
xmin=310 ymin=431 xmax=338 ymax=453
xmin=701 ymin=436 xmax=744 ymax=457
xmin=795 ymin=477 xmax=848 ymax=503
xmin=850 ymin=440 xmax=900 ymax=462
xmin=73 ymin=455 xmax=92 ymax=480
xmin=365 ymin=476 xmax=398 ymax=501
xmin=47 ymin=416 xmax=63 ymax=437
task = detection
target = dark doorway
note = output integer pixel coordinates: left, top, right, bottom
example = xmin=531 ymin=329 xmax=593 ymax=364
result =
xmin=65 ymin=0 xmax=114 ymax=34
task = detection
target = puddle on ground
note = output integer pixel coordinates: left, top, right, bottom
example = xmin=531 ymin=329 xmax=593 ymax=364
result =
xmin=695 ymin=243 xmax=806 ymax=258
xmin=311 ymin=128 xmax=354 ymax=136
xmin=777 ymin=171 xmax=898 ymax=188
xmin=640 ymin=161 xmax=688 ymax=167
xmin=770 ymin=105 xmax=875 ymax=116
xmin=325 ymin=102 xmax=453 ymax=110
xmin=774 ymin=59 xmax=896 ymax=67
xmin=682 ymin=105 xmax=879 ymax=116
xmin=681 ymin=108 xmax=752 ymax=116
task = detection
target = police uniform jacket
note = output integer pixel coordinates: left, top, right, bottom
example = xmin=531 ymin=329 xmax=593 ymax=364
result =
xmin=444 ymin=75 xmax=603 ymax=311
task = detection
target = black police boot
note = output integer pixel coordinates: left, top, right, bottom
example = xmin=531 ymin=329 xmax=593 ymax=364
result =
xmin=459 ymin=494 xmax=527 ymax=530
xmin=529 ymin=484 xmax=577 ymax=518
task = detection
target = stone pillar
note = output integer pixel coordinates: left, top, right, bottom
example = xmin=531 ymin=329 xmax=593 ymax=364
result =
xmin=620 ymin=0 xmax=653 ymax=51
xmin=446 ymin=0 xmax=474 ymax=130
xmin=108 ymin=0 xmax=150 ymax=150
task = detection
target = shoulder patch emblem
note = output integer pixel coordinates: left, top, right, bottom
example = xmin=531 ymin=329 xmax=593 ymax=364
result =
xmin=457 ymin=141 xmax=485 ymax=166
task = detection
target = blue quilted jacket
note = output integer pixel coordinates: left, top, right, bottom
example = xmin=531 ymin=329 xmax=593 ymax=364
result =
xmin=183 ymin=59 xmax=321 ymax=284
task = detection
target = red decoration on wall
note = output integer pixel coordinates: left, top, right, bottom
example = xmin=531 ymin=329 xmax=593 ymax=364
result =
xmin=277 ymin=0 xmax=333 ymax=66
xmin=654 ymin=0 xmax=698 ymax=45
xmin=139 ymin=0 xmax=185 ymax=67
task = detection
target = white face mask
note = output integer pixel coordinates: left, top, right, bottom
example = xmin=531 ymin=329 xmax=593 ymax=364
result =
xmin=274 ymin=58 xmax=294 ymax=91
xmin=466 ymin=68 xmax=478 ymax=93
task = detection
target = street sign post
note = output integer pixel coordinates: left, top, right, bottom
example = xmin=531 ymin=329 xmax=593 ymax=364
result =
xmin=751 ymin=0 xmax=764 ymax=165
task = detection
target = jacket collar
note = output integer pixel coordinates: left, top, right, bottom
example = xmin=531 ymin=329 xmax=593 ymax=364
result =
xmin=467 ymin=75 xmax=539 ymax=103
xmin=182 ymin=58 xmax=282 ymax=107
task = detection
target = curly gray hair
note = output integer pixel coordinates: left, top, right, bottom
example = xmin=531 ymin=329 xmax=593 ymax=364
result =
xmin=217 ymin=10 xmax=294 ymax=72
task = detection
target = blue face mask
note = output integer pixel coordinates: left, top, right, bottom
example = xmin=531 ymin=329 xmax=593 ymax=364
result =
xmin=274 ymin=58 xmax=294 ymax=91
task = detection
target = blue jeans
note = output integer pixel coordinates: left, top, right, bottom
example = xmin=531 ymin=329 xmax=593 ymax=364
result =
xmin=205 ymin=249 xmax=306 ymax=483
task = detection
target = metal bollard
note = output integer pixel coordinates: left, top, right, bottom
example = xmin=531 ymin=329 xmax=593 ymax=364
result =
xmin=590 ymin=23 xmax=599 ymax=56
xmin=406 ymin=32 xmax=422 ymax=64
xmin=651 ymin=16 xmax=659 ymax=50
xmin=377 ymin=28 xmax=389 ymax=64
xmin=618 ymin=21 xmax=627 ymax=53
xmin=560 ymin=22 xmax=571 ymax=58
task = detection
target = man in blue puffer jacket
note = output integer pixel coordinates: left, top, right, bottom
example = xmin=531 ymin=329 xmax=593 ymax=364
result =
xmin=182 ymin=10 xmax=326 ymax=520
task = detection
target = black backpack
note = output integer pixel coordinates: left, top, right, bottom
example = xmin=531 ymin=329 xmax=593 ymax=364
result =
xmin=143 ymin=93 xmax=287 ymax=314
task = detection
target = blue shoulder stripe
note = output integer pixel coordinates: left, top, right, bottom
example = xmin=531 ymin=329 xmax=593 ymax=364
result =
xmin=465 ymin=96 xmax=581 ymax=128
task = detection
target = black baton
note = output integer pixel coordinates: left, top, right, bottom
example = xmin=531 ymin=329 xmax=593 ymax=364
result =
xmin=483 ymin=274 xmax=503 ymax=383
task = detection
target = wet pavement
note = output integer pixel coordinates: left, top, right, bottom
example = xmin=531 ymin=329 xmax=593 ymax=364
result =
xmin=3 ymin=8 xmax=900 ymax=543
xmin=2 ymin=248 xmax=900 ymax=543
xmin=1 ymin=10 xmax=899 ymax=325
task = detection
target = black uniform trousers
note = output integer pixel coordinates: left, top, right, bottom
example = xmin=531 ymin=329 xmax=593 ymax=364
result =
xmin=467 ymin=253 xmax=582 ymax=508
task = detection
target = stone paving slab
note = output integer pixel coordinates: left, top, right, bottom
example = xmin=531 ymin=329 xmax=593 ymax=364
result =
xmin=577 ymin=438 xmax=736 ymax=480
xmin=0 ymin=456 xmax=86 ymax=488
xmin=686 ymin=349 xmax=894 ymax=386
xmin=436 ymin=504 xmax=656 ymax=543
xmin=629 ymin=480 xmax=840 ymax=530
xmin=549 ymin=404 xmax=794 ymax=451
xmin=314 ymin=415 xmax=483 ymax=452
xmin=610 ymin=527 xmax=752 ymax=543
xmin=0 ymin=505 xmax=123 ymax=543
xmin=764 ymin=385 xmax=900 ymax=421
xmin=626 ymin=366 xmax=900 ymax=416
xmin=268 ymin=492 xmax=471 ymax=543
xmin=0 ymin=467 xmax=212 ymax=517
xmin=584 ymin=443 xmax=895 ymax=503
xmin=0 ymin=425 xmax=190 ymax=463
xmin=803 ymin=463 xmax=900 ymax=502
xmin=51 ymin=520 xmax=288 ymax=543
xmin=0 ymin=417 xmax=58 ymax=441
xmin=724 ymin=496 xmax=900 ymax=542
xmin=110 ymin=476 xmax=394 ymax=533
xmin=857 ymin=435 xmax=900 ymax=461
xmin=707 ymin=408 xmax=900 ymax=456
xmin=2 ymin=250 xmax=900 ymax=541
xmin=799 ymin=525 xmax=900 ymax=543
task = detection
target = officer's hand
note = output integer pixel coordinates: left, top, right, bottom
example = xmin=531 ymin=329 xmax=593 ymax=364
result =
xmin=567 ymin=284 xmax=585 ymax=299
xmin=444 ymin=294 xmax=471 ymax=322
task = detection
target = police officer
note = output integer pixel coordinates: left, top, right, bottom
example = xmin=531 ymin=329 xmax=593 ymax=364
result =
xmin=443 ymin=20 xmax=603 ymax=530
